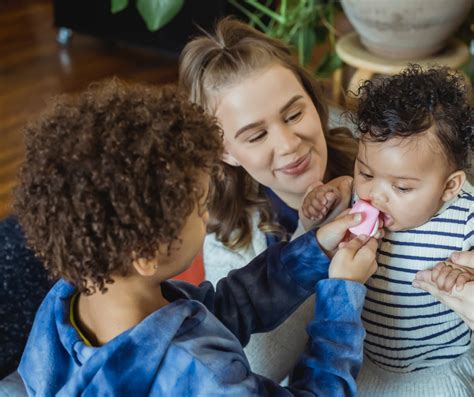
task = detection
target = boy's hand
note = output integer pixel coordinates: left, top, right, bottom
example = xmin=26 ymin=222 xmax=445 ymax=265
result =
xmin=316 ymin=210 xmax=363 ymax=257
xmin=299 ymin=176 xmax=352 ymax=231
xmin=423 ymin=261 xmax=474 ymax=292
xmin=329 ymin=235 xmax=378 ymax=284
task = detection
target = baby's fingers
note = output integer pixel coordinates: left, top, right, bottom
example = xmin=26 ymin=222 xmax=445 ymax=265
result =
xmin=455 ymin=273 xmax=471 ymax=291
xmin=430 ymin=262 xmax=447 ymax=283
xmin=441 ymin=269 xmax=463 ymax=293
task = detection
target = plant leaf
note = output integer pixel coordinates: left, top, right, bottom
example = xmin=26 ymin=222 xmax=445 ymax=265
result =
xmin=111 ymin=0 xmax=129 ymax=14
xmin=300 ymin=27 xmax=316 ymax=65
xmin=136 ymin=0 xmax=185 ymax=31
xmin=315 ymin=51 xmax=342 ymax=78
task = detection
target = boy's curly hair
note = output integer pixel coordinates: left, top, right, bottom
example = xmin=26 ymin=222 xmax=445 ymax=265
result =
xmin=351 ymin=65 xmax=473 ymax=170
xmin=14 ymin=79 xmax=223 ymax=294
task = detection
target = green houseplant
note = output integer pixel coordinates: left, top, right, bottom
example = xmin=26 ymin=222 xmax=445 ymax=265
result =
xmin=229 ymin=0 xmax=342 ymax=77
xmin=110 ymin=0 xmax=185 ymax=31
xmin=111 ymin=0 xmax=342 ymax=78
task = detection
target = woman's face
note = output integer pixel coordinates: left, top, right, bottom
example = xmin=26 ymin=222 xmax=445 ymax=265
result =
xmin=215 ymin=64 xmax=327 ymax=208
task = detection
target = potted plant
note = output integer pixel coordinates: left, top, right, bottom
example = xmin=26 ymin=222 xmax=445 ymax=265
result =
xmin=229 ymin=0 xmax=343 ymax=78
xmin=340 ymin=0 xmax=473 ymax=59
xmin=110 ymin=0 xmax=185 ymax=31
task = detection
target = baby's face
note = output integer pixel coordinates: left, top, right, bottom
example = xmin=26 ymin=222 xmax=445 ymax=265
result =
xmin=353 ymin=134 xmax=453 ymax=232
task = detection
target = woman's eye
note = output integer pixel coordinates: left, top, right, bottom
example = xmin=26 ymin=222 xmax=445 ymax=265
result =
xmin=248 ymin=131 xmax=267 ymax=142
xmin=359 ymin=171 xmax=373 ymax=180
xmin=285 ymin=111 xmax=302 ymax=123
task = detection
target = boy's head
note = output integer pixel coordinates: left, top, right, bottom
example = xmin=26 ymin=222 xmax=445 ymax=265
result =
xmin=15 ymin=79 xmax=223 ymax=294
xmin=351 ymin=65 xmax=473 ymax=231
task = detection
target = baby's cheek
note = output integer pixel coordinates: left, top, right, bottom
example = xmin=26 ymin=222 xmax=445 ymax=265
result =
xmin=352 ymin=180 xmax=367 ymax=201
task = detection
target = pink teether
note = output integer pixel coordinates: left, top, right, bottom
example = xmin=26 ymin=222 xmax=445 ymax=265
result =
xmin=349 ymin=200 xmax=380 ymax=237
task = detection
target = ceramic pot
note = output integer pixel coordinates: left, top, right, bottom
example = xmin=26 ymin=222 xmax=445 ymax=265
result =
xmin=341 ymin=0 xmax=472 ymax=59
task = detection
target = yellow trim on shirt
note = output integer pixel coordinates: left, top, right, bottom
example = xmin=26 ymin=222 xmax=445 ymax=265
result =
xmin=70 ymin=293 xmax=92 ymax=346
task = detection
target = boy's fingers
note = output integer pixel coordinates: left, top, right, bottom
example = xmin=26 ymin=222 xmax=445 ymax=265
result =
xmin=342 ymin=235 xmax=368 ymax=252
xmin=355 ymin=237 xmax=378 ymax=260
xmin=326 ymin=213 xmax=363 ymax=238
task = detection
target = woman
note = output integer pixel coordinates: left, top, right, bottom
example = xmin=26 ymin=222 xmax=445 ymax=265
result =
xmin=179 ymin=17 xmax=356 ymax=382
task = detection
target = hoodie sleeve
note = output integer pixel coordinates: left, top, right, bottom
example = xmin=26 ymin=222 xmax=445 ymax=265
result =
xmin=201 ymin=230 xmax=330 ymax=346
xmin=169 ymin=279 xmax=366 ymax=397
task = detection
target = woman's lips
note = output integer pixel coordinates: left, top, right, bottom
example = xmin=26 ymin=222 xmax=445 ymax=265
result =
xmin=277 ymin=152 xmax=311 ymax=176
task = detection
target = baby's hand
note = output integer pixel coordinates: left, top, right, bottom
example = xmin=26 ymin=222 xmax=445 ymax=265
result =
xmin=300 ymin=183 xmax=341 ymax=228
xmin=299 ymin=176 xmax=352 ymax=230
xmin=429 ymin=261 xmax=474 ymax=293
xmin=329 ymin=235 xmax=378 ymax=284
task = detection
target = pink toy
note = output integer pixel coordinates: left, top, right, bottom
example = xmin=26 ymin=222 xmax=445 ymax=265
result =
xmin=349 ymin=200 xmax=380 ymax=237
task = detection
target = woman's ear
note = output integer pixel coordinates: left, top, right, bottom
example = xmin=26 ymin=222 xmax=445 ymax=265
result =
xmin=132 ymin=255 xmax=158 ymax=277
xmin=441 ymin=170 xmax=466 ymax=202
xmin=222 ymin=150 xmax=240 ymax=167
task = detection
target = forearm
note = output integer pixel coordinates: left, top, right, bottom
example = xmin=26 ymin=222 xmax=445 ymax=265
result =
xmin=212 ymin=230 xmax=330 ymax=345
xmin=290 ymin=279 xmax=366 ymax=396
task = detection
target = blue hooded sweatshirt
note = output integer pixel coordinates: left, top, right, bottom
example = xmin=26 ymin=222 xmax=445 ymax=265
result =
xmin=19 ymin=231 xmax=366 ymax=396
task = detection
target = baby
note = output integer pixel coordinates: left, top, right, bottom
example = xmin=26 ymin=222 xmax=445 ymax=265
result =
xmin=302 ymin=65 xmax=474 ymax=396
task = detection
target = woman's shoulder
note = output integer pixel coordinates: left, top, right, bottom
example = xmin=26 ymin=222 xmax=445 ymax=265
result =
xmin=203 ymin=211 xmax=267 ymax=284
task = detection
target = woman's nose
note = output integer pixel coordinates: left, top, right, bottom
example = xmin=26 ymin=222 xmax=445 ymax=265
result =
xmin=275 ymin=125 xmax=300 ymax=155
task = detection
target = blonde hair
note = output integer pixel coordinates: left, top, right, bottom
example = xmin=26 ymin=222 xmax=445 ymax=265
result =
xmin=179 ymin=17 xmax=356 ymax=249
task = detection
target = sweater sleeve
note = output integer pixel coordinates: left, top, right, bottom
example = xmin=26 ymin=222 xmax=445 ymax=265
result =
xmin=203 ymin=230 xmax=330 ymax=346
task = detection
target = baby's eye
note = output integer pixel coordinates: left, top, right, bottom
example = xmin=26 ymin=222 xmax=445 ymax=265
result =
xmin=248 ymin=131 xmax=267 ymax=143
xmin=285 ymin=111 xmax=302 ymax=123
xmin=359 ymin=171 xmax=373 ymax=180
xmin=394 ymin=186 xmax=412 ymax=193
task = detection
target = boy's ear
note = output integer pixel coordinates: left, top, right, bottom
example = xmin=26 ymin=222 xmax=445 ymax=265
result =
xmin=222 ymin=150 xmax=240 ymax=167
xmin=441 ymin=170 xmax=466 ymax=202
xmin=132 ymin=256 xmax=158 ymax=277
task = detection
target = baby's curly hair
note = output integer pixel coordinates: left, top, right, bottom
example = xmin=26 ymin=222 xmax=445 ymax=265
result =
xmin=351 ymin=65 xmax=473 ymax=170
xmin=14 ymin=79 xmax=223 ymax=294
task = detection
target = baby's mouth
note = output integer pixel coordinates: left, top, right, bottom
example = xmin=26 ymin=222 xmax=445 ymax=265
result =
xmin=381 ymin=212 xmax=394 ymax=228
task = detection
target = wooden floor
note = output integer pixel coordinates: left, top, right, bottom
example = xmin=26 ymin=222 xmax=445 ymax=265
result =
xmin=0 ymin=0 xmax=179 ymax=220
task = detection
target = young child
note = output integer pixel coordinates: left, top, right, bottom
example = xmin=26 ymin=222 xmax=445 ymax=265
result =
xmin=302 ymin=65 xmax=474 ymax=396
xmin=15 ymin=79 xmax=378 ymax=396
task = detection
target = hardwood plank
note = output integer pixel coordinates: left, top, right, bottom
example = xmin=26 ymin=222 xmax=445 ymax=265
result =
xmin=0 ymin=0 xmax=178 ymax=219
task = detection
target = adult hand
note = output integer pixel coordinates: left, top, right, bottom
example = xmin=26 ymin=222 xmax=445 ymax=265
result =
xmin=413 ymin=251 xmax=474 ymax=330
xmin=329 ymin=235 xmax=378 ymax=284
xmin=450 ymin=251 xmax=474 ymax=269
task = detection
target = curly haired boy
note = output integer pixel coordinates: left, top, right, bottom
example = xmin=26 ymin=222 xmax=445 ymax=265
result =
xmin=302 ymin=65 xmax=474 ymax=396
xmin=14 ymin=79 xmax=379 ymax=396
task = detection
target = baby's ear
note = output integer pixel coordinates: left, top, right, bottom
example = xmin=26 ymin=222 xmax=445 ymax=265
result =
xmin=441 ymin=170 xmax=466 ymax=202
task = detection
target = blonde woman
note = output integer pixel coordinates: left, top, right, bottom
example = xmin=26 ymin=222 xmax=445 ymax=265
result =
xmin=179 ymin=17 xmax=356 ymax=382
